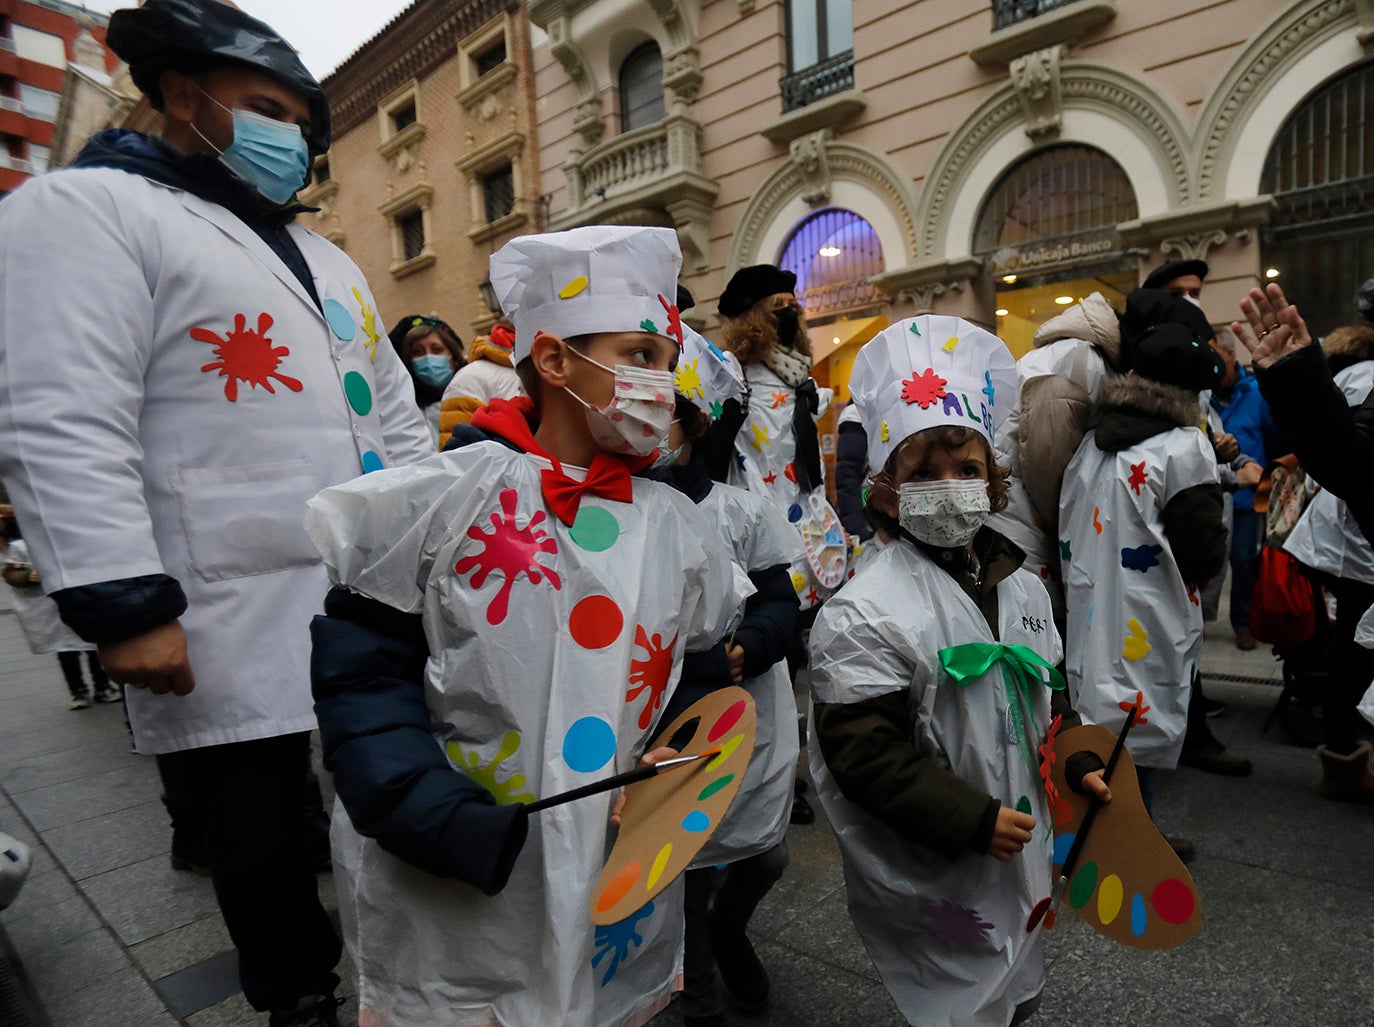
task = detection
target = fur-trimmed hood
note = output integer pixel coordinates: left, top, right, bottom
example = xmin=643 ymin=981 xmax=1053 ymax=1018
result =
xmin=1092 ymin=375 xmax=1203 ymax=452
xmin=1322 ymin=324 xmax=1374 ymax=376
xmin=1032 ymin=292 xmax=1124 ymax=369
xmin=465 ymin=334 xmax=514 ymax=368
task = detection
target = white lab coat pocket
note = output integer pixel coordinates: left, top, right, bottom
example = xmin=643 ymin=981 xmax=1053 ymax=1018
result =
xmin=170 ymin=458 xmax=323 ymax=582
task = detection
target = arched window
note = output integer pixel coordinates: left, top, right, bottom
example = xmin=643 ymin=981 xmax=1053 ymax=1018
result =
xmin=777 ymin=207 xmax=885 ymax=317
xmin=1261 ymin=61 xmax=1374 ymax=338
xmin=974 ymin=144 xmax=1139 ymax=356
xmin=619 ymin=42 xmax=665 ymax=133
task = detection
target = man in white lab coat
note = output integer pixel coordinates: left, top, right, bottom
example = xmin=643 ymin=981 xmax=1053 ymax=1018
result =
xmin=0 ymin=2 xmax=431 ymax=1024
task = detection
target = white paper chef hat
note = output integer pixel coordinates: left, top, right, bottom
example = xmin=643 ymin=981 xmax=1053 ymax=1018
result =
xmin=673 ymin=325 xmax=746 ymax=418
xmin=488 ymin=225 xmax=685 ymax=363
xmin=849 ymin=315 xmax=1017 ymax=472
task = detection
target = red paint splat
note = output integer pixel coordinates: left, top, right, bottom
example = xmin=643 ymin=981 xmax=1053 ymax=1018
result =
xmin=1039 ymin=713 xmax=1062 ymax=808
xmin=762 ymin=472 xmax=777 ymax=484
xmin=784 ymin=463 xmax=798 ymax=483
xmin=191 ymin=312 xmax=303 ymax=402
xmin=1119 ymin=690 xmax=1150 ymax=725
xmin=626 ymin=625 xmax=679 ymax=730
xmin=1187 ymin=584 xmax=1200 ymax=606
xmin=707 ymin=699 xmax=746 ymax=743
xmin=1026 ymin=896 xmax=1052 ymax=932
xmin=805 ymin=586 xmax=820 ymax=604
xmin=1052 ymin=796 xmax=1075 ymax=827
xmin=1151 ymin=877 xmax=1195 ymax=924
xmin=657 ymin=294 xmax=684 ymax=349
xmin=454 ymin=488 xmax=562 ymax=625
xmin=770 ymin=391 xmax=788 ymax=409
xmin=900 ymin=367 xmax=948 ymax=409
xmin=1093 ymin=506 xmax=1103 ymax=535
xmin=1128 ymin=461 xmax=1149 ymax=495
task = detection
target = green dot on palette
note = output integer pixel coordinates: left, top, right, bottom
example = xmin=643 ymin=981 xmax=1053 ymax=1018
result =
xmin=323 ymin=298 xmax=356 ymax=341
xmin=344 ymin=371 xmax=373 ymax=416
xmin=569 ymin=504 xmax=619 ymax=551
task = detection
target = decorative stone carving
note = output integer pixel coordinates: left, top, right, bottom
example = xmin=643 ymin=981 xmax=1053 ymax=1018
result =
xmin=1159 ymin=229 xmax=1229 ymax=262
xmin=736 ymin=0 xmax=755 ymax=12
xmin=897 ymin=284 xmax=945 ymax=314
xmin=663 ymin=45 xmax=703 ymax=108
xmin=871 ymin=256 xmax=984 ymax=316
xmin=1009 ymin=45 xmax=1063 ymax=139
xmin=667 ymin=195 xmax=714 ymax=271
xmin=1358 ymin=0 xmax=1374 ymax=44
xmin=789 ymin=129 xmax=833 ymax=206
xmin=478 ymin=93 xmax=502 ymax=122
xmin=573 ymin=97 xmax=605 ymax=145
xmin=545 ymin=11 xmax=603 ymax=145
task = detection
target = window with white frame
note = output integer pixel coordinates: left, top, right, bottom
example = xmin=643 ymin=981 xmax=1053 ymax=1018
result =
xmin=19 ymin=84 xmax=59 ymax=122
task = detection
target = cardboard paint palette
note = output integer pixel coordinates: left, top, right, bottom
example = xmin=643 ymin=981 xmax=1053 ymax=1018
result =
xmin=1046 ymin=724 xmax=1201 ymax=949
xmin=590 ymin=688 xmax=756 ymax=925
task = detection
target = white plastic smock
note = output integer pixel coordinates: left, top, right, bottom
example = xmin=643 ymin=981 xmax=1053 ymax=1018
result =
xmin=1061 ymin=425 xmax=1218 ymax=769
xmin=990 ymin=336 xmax=1118 ymax=612
xmin=0 ymin=168 xmax=432 ymax=754
xmin=305 ymin=442 xmax=745 ymax=1027
xmin=1284 ymin=361 xmax=1374 ymax=587
xmin=691 ymin=482 xmax=803 ymax=867
xmin=5 ymin=540 xmax=93 ymax=655
xmin=728 ymin=363 xmax=836 ymax=608
xmin=808 ymin=540 xmax=1062 ymax=1027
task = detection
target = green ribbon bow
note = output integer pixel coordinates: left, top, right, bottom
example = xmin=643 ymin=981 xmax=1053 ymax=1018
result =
xmin=938 ymin=642 xmax=1065 ymax=784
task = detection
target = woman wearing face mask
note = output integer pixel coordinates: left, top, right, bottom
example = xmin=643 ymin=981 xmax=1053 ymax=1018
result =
xmin=388 ymin=314 xmax=466 ymax=446
xmin=808 ymin=316 xmax=1109 ymax=1027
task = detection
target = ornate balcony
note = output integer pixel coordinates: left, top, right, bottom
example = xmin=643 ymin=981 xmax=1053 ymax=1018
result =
xmin=780 ymin=50 xmax=855 ymax=113
xmin=557 ymin=111 xmax=718 ymax=270
xmin=993 ymin=0 xmax=1081 ymax=29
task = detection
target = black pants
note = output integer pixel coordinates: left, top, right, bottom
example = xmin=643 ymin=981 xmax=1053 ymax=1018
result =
xmin=1324 ymin=578 xmax=1374 ymax=754
xmin=156 ymin=732 xmax=340 ymax=1011
xmin=56 ymin=650 xmax=106 ymax=697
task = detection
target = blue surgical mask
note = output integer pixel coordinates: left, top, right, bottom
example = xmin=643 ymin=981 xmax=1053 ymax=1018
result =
xmin=412 ymin=354 xmax=454 ymax=389
xmin=192 ymin=88 xmax=310 ymax=205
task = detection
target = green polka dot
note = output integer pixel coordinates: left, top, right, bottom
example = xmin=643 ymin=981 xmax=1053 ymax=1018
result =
xmin=343 ymin=371 xmax=372 ymax=416
xmin=569 ymin=504 xmax=619 ymax=551
xmin=1016 ymin=795 xmax=1032 ymax=816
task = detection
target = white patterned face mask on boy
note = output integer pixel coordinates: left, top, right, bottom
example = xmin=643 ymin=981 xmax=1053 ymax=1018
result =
xmin=564 ymin=348 xmax=676 ymax=457
xmin=897 ymin=479 xmax=991 ymax=548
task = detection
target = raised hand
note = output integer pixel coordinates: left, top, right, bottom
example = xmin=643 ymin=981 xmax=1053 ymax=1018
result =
xmin=1232 ymin=283 xmax=1313 ymax=369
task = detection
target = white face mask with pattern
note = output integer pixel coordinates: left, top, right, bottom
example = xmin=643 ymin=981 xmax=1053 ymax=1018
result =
xmin=897 ymin=479 xmax=991 ymax=548
xmin=564 ymin=348 xmax=675 ymax=457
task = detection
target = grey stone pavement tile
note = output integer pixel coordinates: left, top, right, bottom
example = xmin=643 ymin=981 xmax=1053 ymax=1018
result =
xmin=77 ymin=853 xmax=221 ymax=946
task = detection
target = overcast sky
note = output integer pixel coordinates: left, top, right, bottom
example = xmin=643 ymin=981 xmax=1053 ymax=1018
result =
xmin=81 ymin=0 xmax=419 ymax=79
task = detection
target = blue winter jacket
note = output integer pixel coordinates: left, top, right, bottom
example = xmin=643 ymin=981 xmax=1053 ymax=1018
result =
xmin=1209 ymin=366 xmax=1281 ymax=510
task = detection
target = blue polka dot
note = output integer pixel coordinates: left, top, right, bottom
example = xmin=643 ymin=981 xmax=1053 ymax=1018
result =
xmin=361 ymin=450 xmax=384 ymax=473
xmin=562 ymin=717 xmax=616 ymax=773
xmin=323 ymin=298 xmax=356 ymax=341
xmin=1052 ymin=832 xmax=1075 ymax=866
xmin=787 ymin=503 xmax=803 ymax=524
xmin=681 ymin=810 xmax=711 ymax=833
xmin=1131 ymin=893 xmax=1148 ymax=937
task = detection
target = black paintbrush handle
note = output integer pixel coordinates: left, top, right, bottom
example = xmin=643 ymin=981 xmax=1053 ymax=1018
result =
xmin=523 ymin=763 xmax=659 ymax=813
xmin=1057 ymin=706 xmax=1138 ymax=879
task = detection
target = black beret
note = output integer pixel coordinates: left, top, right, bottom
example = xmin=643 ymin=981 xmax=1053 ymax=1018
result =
xmin=718 ymin=264 xmax=797 ymax=319
xmin=1131 ymin=321 xmax=1224 ymax=393
xmin=1142 ymin=259 xmax=1208 ymax=291
xmin=676 ymin=283 xmax=696 ymax=312
xmin=1119 ymin=288 xmax=1214 ymax=369
xmin=107 ymin=0 xmax=331 ymax=155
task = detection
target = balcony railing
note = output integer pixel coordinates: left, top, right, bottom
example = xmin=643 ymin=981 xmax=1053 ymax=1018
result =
xmin=780 ymin=50 xmax=855 ymax=113
xmin=992 ymin=0 xmax=1081 ymax=30
xmin=564 ymin=112 xmax=704 ymax=212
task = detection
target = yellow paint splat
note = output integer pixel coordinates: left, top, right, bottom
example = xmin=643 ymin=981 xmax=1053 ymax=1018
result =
xmin=674 ymin=359 xmax=704 ymax=399
xmin=750 ymin=423 xmax=771 ymax=450
xmin=1121 ymin=618 xmax=1152 ymax=663
xmin=445 ymin=731 xmax=536 ymax=805
xmin=942 ymin=336 xmax=959 ymax=353
xmin=647 ymin=843 xmax=673 ymax=889
xmin=791 ymin=571 xmax=807 ymax=593
xmin=559 ymin=275 xmax=589 ymax=299
xmin=706 ymin=733 xmax=745 ymax=771
xmin=880 ymin=421 xmax=890 ymax=442
xmin=351 ymin=287 xmax=380 ymax=362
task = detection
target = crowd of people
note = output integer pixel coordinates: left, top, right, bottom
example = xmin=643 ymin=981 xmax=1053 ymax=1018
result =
xmin=1 ymin=3 xmax=1372 ymax=1027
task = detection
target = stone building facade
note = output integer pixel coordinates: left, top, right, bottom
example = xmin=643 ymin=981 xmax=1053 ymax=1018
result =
xmin=529 ymin=0 xmax=1374 ymax=413
xmin=306 ymin=0 xmax=543 ymax=341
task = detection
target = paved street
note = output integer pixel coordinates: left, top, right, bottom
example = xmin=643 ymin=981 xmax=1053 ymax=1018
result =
xmin=2 ymin=598 xmax=1373 ymax=1026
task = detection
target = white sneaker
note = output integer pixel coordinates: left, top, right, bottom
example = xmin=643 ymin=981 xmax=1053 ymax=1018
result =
xmin=68 ymin=694 xmax=91 ymax=710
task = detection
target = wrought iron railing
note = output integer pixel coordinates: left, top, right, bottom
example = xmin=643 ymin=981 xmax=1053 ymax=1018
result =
xmin=992 ymin=0 xmax=1081 ymax=30
xmin=780 ymin=50 xmax=854 ymax=113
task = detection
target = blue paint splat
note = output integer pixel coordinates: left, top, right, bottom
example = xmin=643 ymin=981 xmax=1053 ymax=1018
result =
xmin=1086 ymin=602 xmax=1095 ymax=627
xmin=1121 ymin=544 xmax=1163 ymax=572
xmin=787 ymin=503 xmax=803 ymax=524
xmin=706 ymin=339 xmax=728 ymax=362
xmin=1131 ymin=893 xmax=1148 ymax=937
xmin=1052 ymin=832 xmax=1076 ymax=866
xmin=982 ymin=369 xmax=996 ymax=408
xmin=736 ymin=452 xmax=746 ymax=471
xmin=360 ymin=450 xmax=384 ymax=473
xmin=592 ymin=901 xmax=655 ymax=986
xmin=682 ymin=810 xmax=710 ymax=833
xmin=323 ymin=298 xmax=356 ymax=341
xmin=562 ymin=717 xmax=617 ymax=773
xmin=1059 ymin=538 xmax=1072 ymax=561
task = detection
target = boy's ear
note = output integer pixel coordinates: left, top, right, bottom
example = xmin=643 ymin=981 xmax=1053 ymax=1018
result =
xmin=529 ymin=331 xmax=570 ymax=389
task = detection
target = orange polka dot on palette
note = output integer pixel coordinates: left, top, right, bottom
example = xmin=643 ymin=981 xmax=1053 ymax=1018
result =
xmin=590 ymin=687 xmax=756 ymax=926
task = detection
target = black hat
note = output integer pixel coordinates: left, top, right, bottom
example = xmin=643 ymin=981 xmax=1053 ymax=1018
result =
xmin=1119 ymin=288 xmax=1214 ymax=369
xmin=108 ymin=0 xmax=331 ymax=156
xmin=1130 ymin=321 xmax=1224 ymax=393
xmin=1142 ymin=259 xmax=1208 ymax=292
xmin=718 ymin=264 xmax=797 ymax=318
xmin=676 ymin=283 xmax=696 ymax=312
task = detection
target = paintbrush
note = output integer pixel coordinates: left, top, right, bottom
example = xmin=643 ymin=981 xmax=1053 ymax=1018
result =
xmin=523 ymin=749 xmax=719 ymax=813
xmin=1041 ymin=704 xmax=1138 ymax=930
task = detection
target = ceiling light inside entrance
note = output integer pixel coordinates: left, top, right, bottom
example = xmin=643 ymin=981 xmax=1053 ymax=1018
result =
xmin=818 ymin=245 xmax=841 ymax=257
xmin=1054 ymin=295 xmax=1074 ymax=305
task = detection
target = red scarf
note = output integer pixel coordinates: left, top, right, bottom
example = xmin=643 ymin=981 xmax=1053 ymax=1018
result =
xmin=471 ymin=398 xmax=654 ymax=525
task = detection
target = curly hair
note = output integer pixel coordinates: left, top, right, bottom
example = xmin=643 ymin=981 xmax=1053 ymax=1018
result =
xmin=862 ymin=426 xmax=1009 ymax=537
xmin=719 ymin=303 xmax=811 ymax=364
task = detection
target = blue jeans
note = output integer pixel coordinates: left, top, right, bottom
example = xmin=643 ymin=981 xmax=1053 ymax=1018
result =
xmin=1229 ymin=508 xmax=1264 ymax=633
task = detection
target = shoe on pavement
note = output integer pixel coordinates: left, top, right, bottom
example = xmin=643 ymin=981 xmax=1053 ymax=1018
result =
xmin=790 ymin=778 xmax=815 ymax=825
xmin=707 ymin=910 xmax=769 ymax=1013
xmin=268 ymin=993 xmax=341 ymax=1027
xmin=1203 ymin=697 xmax=1227 ymax=718
xmin=1179 ymin=735 xmax=1252 ymax=777
xmin=68 ymin=694 xmax=91 ymax=710
xmin=1317 ymin=741 xmax=1374 ymax=804
xmin=1165 ymin=835 xmax=1196 ymax=864
xmin=92 ymin=685 xmax=121 ymax=704
xmin=1235 ymin=630 xmax=1258 ymax=651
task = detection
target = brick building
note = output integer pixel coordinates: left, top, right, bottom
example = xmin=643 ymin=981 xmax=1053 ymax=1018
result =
xmin=306 ymin=0 xmax=543 ymax=341
xmin=0 ymin=0 xmax=117 ymax=196
xmin=529 ymin=0 xmax=1374 ymax=428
